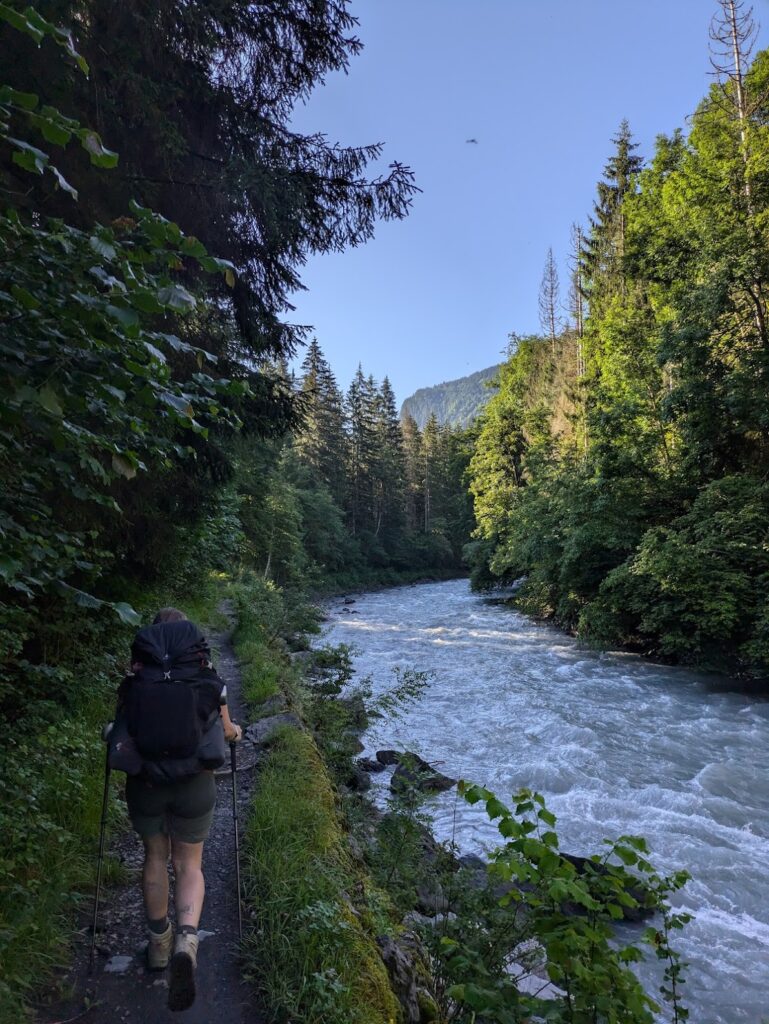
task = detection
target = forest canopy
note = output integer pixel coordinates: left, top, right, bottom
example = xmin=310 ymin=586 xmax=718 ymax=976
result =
xmin=467 ymin=19 xmax=769 ymax=676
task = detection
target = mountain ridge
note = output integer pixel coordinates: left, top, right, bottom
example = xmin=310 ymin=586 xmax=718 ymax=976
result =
xmin=400 ymin=364 xmax=500 ymax=428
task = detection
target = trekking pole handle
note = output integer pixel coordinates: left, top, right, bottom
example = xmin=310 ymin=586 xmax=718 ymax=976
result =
xmin=101 ymin=721 xmax=114 ymax=742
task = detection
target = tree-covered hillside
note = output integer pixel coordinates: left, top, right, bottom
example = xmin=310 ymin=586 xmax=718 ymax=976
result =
xmin=400 ymin=363 xmax=500 ymax=428
xmin=467 ymin=9 xmax=769 ymax=679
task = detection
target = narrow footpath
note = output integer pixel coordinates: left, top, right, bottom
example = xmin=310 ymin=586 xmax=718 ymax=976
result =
xmin=38 ymin=610 xmax=265 ymax=1024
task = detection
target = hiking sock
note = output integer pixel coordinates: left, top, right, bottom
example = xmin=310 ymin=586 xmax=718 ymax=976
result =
xmin=148 ymin=916 xmax=170 ymax=934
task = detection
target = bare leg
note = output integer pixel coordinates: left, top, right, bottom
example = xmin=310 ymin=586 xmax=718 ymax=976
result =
xmin=142 ymin=833 xmax=171 ymax=920
xmin=171 ymin=839 xmax=205 ymax=929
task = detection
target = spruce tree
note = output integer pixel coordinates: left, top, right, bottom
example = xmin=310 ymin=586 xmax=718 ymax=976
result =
xmin=371 ymin=377 xmax=407 ymax=544
xmin=583 ymin=120 xmax=643 ymax=305
xmin=401 ymin=413 xmax=425 ymax=533
xmin=345 ymin=366 xmax=376 ymax=536
xmin=296 ymin=339 xmax=347 ymax=505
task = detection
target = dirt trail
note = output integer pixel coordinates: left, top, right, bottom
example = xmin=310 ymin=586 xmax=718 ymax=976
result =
xmin=38 ymin=610 xmax=265 ymax=1024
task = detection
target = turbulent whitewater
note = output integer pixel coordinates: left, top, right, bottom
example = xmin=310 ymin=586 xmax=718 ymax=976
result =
xmin=321 ymin=579 xmax=769 ymax=1024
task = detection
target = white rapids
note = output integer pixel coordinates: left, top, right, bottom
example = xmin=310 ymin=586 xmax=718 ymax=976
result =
xmin=320 ymin=578 xmax=769 ymax=1024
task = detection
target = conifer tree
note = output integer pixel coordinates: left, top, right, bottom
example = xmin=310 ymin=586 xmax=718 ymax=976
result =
xmin=345 ymin=366 xmax=376 ymax=535
xmin=422 ymin=413 xmax=441 ymax=532
xmin=583 ymin=120 xmax=643 ymax=306
xmin=371 ymin=377 xmax=407 ymax=543
xmin=296 ymin=339 xmax=347 ymax=505
xmin=401 ymin=413 xmax=425 ymax=532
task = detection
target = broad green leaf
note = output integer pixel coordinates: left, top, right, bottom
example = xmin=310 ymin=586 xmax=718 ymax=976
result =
xmin=9 ymin=137 xmax=48 ymax=174
xmin=0 ymin=87 xmax=38 ymax=110
xmin=50 ymin=165 xmax=78 ymax=198
xmin=39 ymin=385 xmax=63 ymax=416
xmin=55 ymin=581 xmax=103 ymax=611
xmin=160 ymin=392 xmax=194 ymax=418
xmin=157 ymin=283 xmax=196 ymax=312
xmin=0 ymin=3 xmax=44 ymax=42
xmin=80 ymin=130 xmax=118 ymax=168
xmin=485 ymin=797 xmax=507 ymax=820
xmin=111 ymin=602 xmax=141 ymax=626
xmin=10 ymin=284 xmax=40 ymax=309
xmin=90 ymin=235 xmax=116 ymax=259
xmin=106 ymin=304 xmax=139 ymax=329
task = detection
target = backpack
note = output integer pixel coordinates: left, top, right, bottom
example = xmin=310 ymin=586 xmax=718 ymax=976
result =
xmin=110 ymin=620 xmax=227 ymax=782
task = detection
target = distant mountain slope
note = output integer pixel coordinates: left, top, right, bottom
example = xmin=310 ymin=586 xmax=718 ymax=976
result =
xmin=400 ymin=364 xmax=500 ymax=428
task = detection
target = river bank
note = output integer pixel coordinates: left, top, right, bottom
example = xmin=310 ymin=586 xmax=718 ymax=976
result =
xmin=320 ymin=578 xmax=769 ymax=1024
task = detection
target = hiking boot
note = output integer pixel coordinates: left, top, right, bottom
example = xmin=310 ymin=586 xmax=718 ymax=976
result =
xmin=146 ymin=921 xmax=174 ymax=971
xmin=168 ymin=931 xmax=199 ymax=1012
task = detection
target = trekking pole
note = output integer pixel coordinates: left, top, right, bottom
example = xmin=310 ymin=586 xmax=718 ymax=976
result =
xmin=89 ymin=724 xmax=113 ymax=973
xmin=230 ymin=741 xmax=243 ymax=942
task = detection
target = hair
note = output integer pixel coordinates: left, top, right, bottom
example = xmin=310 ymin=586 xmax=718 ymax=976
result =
xmin=153 ymin=607 xmax=188 ymax=624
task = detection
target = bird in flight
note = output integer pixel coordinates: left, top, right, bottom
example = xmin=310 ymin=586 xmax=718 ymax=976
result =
xmin=465 ymin=138 xmax=478 ymax=144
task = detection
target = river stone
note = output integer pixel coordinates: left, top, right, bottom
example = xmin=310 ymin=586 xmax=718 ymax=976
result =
xmin=376 ymin=749 xmax=401 ymax=766
xmin=391 ymin=753 xmax=456 ymax=794
xmin=347 ymin=767 xmax=372 ymax=793
xmin=343 ymin=597 xmax=356 ymax=605
xmin=457 ymin=853 xmax=487 ymax=871
xmin=376 ymin=934 xmax=421 ymax=1024
xmin=403 ymin=910 xmax=457 ymax=930
xmin=356 ymin=757 xmax=387 ymax=773
xmin=415 ymin=878 xmax=449 ymax=916
xmin=289 ymin=650 xmax=314 ymax=667
xmin=246 ymin=713 xmax=302 ymax=746
xmin=560 ymin=852 xmax=652 ymax=921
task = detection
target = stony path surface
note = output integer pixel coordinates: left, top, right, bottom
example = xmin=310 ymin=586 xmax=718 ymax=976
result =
xmin=37 ymin=611 xmax=265 ymax=1024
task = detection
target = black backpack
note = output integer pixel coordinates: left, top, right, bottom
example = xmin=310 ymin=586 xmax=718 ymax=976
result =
xmin=116 ymin=620 xmax=226 ymax=781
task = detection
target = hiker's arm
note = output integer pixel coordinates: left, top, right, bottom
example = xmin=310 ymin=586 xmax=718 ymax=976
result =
xmin=220 ymin=702 xmax=242 ymax=743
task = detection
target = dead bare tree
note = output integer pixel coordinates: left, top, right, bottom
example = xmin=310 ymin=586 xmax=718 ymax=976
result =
xmin=568 ymin=224 xmax=586 ymax=376
xmin=709 ymin=0 xmax=768 ymax=344
xmin=538 ymin=247 xmax=563 ymax=356
xmin=709 ymin=0 xmax=759 ymax=202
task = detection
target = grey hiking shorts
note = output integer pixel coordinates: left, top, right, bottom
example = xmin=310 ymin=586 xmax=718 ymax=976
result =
xmin=125 ymin=771 xmax=217 ymax=844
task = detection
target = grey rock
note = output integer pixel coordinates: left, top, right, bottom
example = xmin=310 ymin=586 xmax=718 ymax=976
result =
xmin=376 ymin=749 xmax=401 ymax=766
xmin=343 ymin=597 xmax=356 ymax=605
xmin=356 ymin=757 xmax=387 ymax=773
xmin=347 ymin=767 xmax=372 ymax=793
xmin=457 ymin=853 xmax=487 ymax=871
xmin=403 ymin=910 xmax=457 ymax=930
xmin=376 ymin=934 xmax=421 ymax=1024
xmin=289 ymin=650 xmax=314 ymax=666
xmin=416 ymin=879 xmax=449 ymax=916
xmin=256 ymin=693 xmax=289 ymax=716
xmin=246 ymin=713 xmax=303 ymax=746
xmin=391 ymin=753 xmax=456 ymax=794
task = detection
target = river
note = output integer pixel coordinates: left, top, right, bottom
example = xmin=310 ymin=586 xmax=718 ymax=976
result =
xmin=320 ymin=578 xmax=769 ymax=1024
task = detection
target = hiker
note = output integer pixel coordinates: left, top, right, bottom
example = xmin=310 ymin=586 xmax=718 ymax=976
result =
xmin=114 ymin=606 xmax=242 ymax=1012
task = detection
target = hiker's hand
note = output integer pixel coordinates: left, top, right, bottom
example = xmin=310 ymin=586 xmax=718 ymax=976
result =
xmin=226 ymin=722 xmax=242 ymax=744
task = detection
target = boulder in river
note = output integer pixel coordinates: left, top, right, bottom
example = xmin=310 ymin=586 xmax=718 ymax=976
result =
xmin=376 ymin=749 xmax=401 ymax=766
xmin=391 ymin=753 xmax=456 ymax=795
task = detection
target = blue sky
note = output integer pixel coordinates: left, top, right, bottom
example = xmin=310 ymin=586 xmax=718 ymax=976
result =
xmin=288 ymin=0 xmax=769 ymax=405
